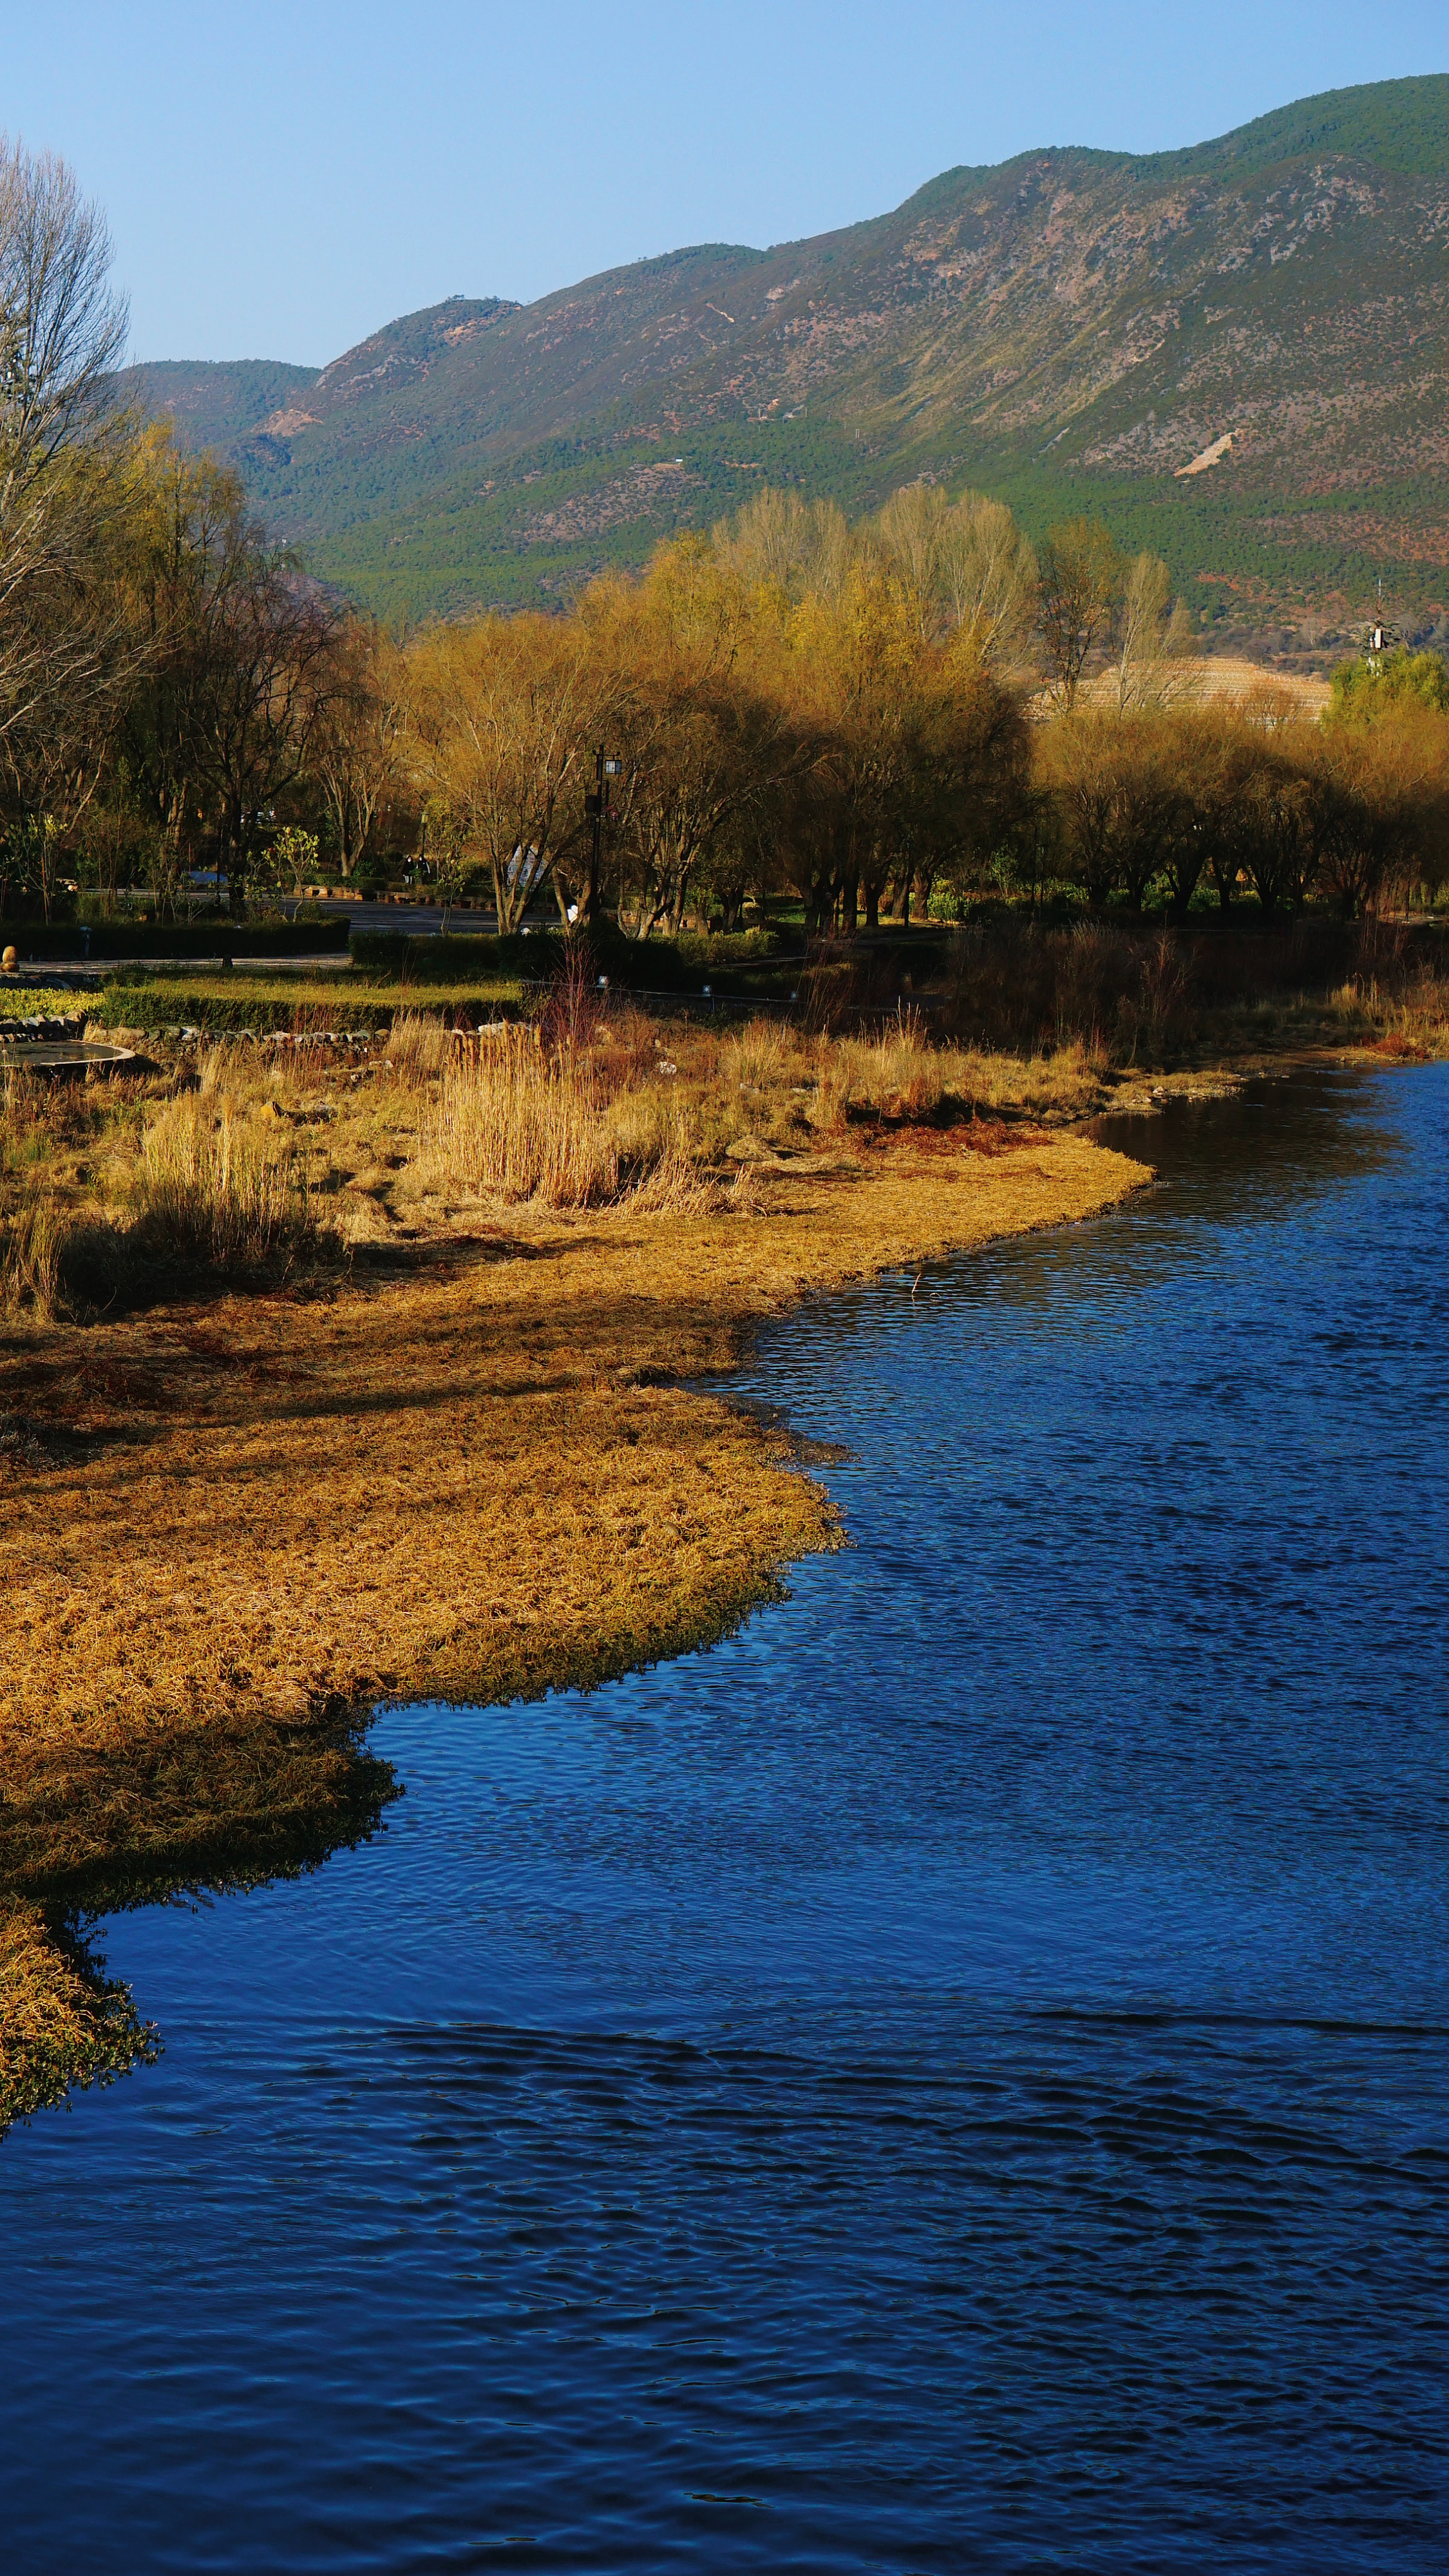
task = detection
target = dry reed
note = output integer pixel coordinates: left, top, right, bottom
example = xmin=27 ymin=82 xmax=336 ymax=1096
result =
xmin=838 ymin=1010 xmax=947 ymax=1120
xmin=424 ymin=1031 xmax=616 ymax=1205
xmin=383 ymin=1014 xmax=451 ymax=1081
xmin=133 ymin=1091 xmax=312 ymax=1264
xmin=3 ymin=1069 xmax=68 ymax=1317
xmin=0 ymin=1190 xmax=66 ymax=1319
xmin=424 ymin=1028 xmax=699 ymax=1209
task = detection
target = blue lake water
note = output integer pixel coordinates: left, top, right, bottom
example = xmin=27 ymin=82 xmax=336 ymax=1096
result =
xmin=3 ymin=1065 xmax=1447 ymax=2572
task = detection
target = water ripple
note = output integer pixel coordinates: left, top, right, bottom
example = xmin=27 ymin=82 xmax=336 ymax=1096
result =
xmin=3 ymin=1066 xmax=1447 ymax=2572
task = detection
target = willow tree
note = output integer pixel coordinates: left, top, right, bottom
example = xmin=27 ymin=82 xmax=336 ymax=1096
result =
xmin=1035 ymin=518 xmax=1121 ymax=713
xmin=1312 ymin=712 xmax=1449 ymax=917
xmin=404 ymin=612 xmax=599 ymax=931
xmin=712 ymin=485 xmax=852 ymax=604
xmin=1039 ymin=709 xmax=1187 ymax=911
xmin=780 ymin=564 xmax=936 ymax=933
xmin=579 ymin=537 xmax=790 ymax=940
xmin=1112 ymin=551 xmax=1194 ymax=714
xmin=875 ymin=484 xmax=1037 ymax=670
xmin=913 ymin=630 xmax=1034 ymax=918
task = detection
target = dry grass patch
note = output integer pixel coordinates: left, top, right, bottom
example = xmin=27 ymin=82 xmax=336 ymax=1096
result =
xmin=424 ymin=1037 xmax=712 ymax=1213
xmin=424 ymin=1032 xmax=623 ymax=1208
xmin=1 ymin=1192 xmax=68 ymax=1321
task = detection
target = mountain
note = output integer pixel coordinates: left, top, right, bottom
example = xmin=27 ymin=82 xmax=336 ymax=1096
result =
xmin=120 ymin=76 xmax=1449 ymax=638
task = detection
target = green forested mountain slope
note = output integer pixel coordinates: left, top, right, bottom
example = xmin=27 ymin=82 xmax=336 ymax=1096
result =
xmin=122 ymin=357 xmax=322 ymax=450
xmin=118 ymin=76 xmax=1449 ymax=629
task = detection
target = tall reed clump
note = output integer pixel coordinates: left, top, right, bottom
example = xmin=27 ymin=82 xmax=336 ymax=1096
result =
xmin=425 ymin=1028 xmax=704 ymax=1209
xmin=132 ymin=1090 xmax=314 ymax=1265
xmin=840 ymin=1009 xmax=947 ymax=1119
xmin=383 ymin=1013 xmax=451 ymax=1083
xmin=0 ymin=1191 xmax=66 ymax=1318
xmin=725 ymin=1016 xmax=791 ymax=1093
xmin=1 ymin=1068 xmax=66 ymax=1318
xmin=426 ymin=1030 xmax=619 ymax=1207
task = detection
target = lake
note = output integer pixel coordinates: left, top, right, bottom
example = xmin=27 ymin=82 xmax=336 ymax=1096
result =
xmin=3 ymin=1065 xmax=1446 ymax=2571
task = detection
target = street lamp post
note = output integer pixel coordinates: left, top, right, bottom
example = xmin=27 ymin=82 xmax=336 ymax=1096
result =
xmin=583 ymin=748 xmax=623 ymax=923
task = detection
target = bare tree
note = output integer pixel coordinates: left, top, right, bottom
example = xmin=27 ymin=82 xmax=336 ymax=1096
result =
xmin=0 ymin=138 xmax=131 ymax=773
xmin=115 ymin=439 xmax=331 ymax=912
xmin=0 ymin=140 xmax=126 ymax=503
xmin=1035 ymin=518 xmax=1121 ymax=712
xmin=118 ymin=442 xmax=243 ymax=873
xmin=307 ymin=615 xmax=401 ymax=878
xmin=198 ymin=558 xmax=336 ymax=909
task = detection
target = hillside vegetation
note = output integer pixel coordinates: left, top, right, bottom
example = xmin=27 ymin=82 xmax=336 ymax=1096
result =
xmin=119 ymin=76 xmax=1449 ymax=634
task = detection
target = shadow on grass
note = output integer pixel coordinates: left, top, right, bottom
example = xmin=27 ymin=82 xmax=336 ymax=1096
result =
xmin=52 ymin=1208 xmax=350 ymax=1325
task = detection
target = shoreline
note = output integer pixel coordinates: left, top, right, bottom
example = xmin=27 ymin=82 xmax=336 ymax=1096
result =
xmin=1 ymin=1127 xmax=1147 ymax=2121
xmin=8 ymin=1034 xmax=1442 ymax=2124
xmin=3 ymin=1128 xmax=1151 ymax=1880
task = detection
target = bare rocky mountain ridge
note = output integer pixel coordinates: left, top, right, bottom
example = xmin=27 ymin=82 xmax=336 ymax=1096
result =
xmin=120 ymin=75 xmax=1449 ymax=635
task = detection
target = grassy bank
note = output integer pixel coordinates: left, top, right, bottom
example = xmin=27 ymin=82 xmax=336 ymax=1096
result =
xmin=1 ymin=1009 xmax=1148 ymax=2127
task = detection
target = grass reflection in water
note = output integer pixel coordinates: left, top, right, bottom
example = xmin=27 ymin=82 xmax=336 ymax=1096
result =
xmin=0 ymin=1716 xmax=399 ymax=2132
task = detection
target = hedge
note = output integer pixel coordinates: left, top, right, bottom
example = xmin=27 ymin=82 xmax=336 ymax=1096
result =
xmin=347 ymin=922 xmax=791 ymax=994
xmin=0 ymin=919 xmax=350 ymax=962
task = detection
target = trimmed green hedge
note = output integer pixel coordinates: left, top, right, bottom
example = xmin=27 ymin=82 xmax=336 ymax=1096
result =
xmin=348 ymin=928 xmax=565 ymax=982
xmin=95 ymin=988 xmax=400 ymax=1037
xmin=2 ymin=919 xmax=350 ymax=962
xmin=347 ymin=921 xmax=790 ymax=994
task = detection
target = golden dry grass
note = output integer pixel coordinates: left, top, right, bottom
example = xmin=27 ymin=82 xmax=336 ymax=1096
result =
xmin=424 ymin=1031 xmax=626 ymax=1206
xmin=135 ymin=1088 xmax=312 ymax=1261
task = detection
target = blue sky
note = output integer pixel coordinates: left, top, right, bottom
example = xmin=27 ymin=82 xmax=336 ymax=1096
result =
xmin=5 ymin=2 xmax=1443 ymax=364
